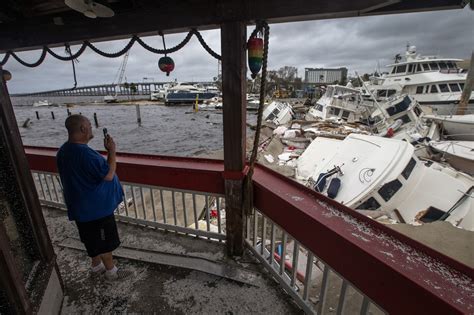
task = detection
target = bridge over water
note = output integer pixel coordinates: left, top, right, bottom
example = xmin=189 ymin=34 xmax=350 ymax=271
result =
xmin=12 ymin=81 xmax=215 ymax=97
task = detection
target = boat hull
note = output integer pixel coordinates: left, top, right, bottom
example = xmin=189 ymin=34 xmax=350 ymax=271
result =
xmin=165 ymin=92 xmax=217 ymax=105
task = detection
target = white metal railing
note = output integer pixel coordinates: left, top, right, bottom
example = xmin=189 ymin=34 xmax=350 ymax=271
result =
xmin=33 ymin=170 xmax=385 ymax=314
xmin=32 ymin=171 xmax=226 ymax=240
xmin=245 ymin=208 xmax=386 ymax=315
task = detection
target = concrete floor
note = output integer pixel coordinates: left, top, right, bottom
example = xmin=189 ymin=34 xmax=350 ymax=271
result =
xmin=42 ymin=206 xmax=303 ymax=314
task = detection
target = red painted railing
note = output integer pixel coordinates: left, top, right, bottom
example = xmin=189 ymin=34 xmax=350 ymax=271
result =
xmin=25 ymin=146 xmax=474 ymax=314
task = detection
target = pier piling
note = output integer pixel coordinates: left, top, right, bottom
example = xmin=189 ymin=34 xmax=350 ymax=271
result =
xmin=136 ymin=105 xmax=142 ymax=126
xmin=35 ymin=111 xmax=39 ymax=120
xmin=51 ymin=111 xmax=55 ymax=120
xmin=67 ymin=109 xmax=71 ymax=116
xmin=93 ymin=113 xmax=99 ymax=128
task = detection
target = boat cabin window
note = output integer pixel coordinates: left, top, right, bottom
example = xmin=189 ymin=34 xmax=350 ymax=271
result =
xmin=387 ymin=90 xmax=396 ymax=97
xmin=391 ymin=67 xmax=397 ymax=74
xmin=439 ymin=62 xmax=447 ymax=70
xmin=377 ymin=90 xmax=387 ymax=98
xmin=395 ymin=65 xmax=407 ymax=73
xmin=341 ymin=110 xmax=350 ymax=119
xmin=449 ymin=83 xmax=461 ymax=92
xmin=378 ymin=179 xmax=402 ymax=202
xmin=267 ymin=108 xmax=280 ymax=121
xmin=316 ymin=104 xmax=323 ymax=111
xmin=407 ymin=64 xmax=414 ymax=73
xmin=459 ymin=83 xmax=465 ymax=90
xmin=429 ymin=62 xmax=439 ymax=70
xmin=422 ymin=63 xmax=430 ymax=71
xmin=438 ymin=84 xmax=449 ymax=93
xmin=386 ymin=96 xmax=411 ymax=116
xmin=430 ymin=85 xmax=438 ymax=93
xmin=416 ymin=64 xmax=423 ymax=72
xmin=402 ymin=158 xmax=416 ymax=180
xmin=416 ymin=86 xmax=424 ymax=94
xmin=446 ymin=62 xmax=456 ymax=69
xmin=418 ymin=207 xmax=446 ymax=223
xmin=399 ymin=114 xmax=411 ymax=124
xmin=424 ymin=85 xmax=430 ymax=93
xmin=356 ymin=197 xmax=381 ymax=211
xmin=414 ymin=106 xmax=422 ymax=117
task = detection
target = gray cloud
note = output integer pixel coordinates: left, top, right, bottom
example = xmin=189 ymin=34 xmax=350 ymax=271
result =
xmin=2 ymin=7 xmax=473 ymax=93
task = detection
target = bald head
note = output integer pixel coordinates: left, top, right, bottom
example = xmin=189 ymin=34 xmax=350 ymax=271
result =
xmin=65 ymin=114 xmax=93 ymax=143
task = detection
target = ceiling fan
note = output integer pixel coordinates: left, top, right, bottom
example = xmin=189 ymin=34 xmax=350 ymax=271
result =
xmin=64 ymin=0 xmax=115 ymax=18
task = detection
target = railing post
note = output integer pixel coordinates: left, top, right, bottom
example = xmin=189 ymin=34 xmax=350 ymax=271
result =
xmin=221 ymin=21 xmax=247 ymax=256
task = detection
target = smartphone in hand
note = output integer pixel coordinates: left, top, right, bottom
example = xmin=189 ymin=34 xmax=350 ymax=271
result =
xmin=103 ymin=128 xmax=108 ymax=139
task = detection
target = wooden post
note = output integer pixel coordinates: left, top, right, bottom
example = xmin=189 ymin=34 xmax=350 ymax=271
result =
xmin=51 ymin=111 xmax=55 ymax=120
xmin=136 ymin=104 xmax=142 ymax=126
xmin=93 ymin=112 xmax=99 ymax=128
xmin=67 ymin=108 xmax=71 ymax=116
xmin=35 ymin=111 xmax=39 ymax=120
xmin=456 ymin=51 xmax=474 ymax=115
xmin=221 ymin=21 xmax=247 ymax=256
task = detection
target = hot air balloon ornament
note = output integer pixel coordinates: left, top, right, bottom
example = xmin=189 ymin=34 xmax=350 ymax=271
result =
xmin=158 ymin=32 xmax=175 ymax=76
xmin=248 ymin=35 xmax=263 ymax=79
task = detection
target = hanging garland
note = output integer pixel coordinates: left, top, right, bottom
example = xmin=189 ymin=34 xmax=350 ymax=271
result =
xmin=0 ymin=29 xmax=221 ymax=68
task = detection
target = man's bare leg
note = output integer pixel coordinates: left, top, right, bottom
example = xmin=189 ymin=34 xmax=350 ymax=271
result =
xmin=91 ymin=255 xmax=102 ymax=267
xmin=100 ymin=252 xmax=115 ymax=270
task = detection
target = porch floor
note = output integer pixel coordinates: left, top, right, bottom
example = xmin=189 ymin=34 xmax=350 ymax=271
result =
xmin=42 ymin=206 xmax=302 ymax=314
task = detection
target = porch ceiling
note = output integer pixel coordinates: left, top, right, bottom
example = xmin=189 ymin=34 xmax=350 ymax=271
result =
xmin=0 ymin=0 xmax=467 ymax=53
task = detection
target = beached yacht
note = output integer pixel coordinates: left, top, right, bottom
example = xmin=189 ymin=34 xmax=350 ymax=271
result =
xmin=164 ymin=83 xmax=217 ymax=105
xmin=295 ymin=134 xmax=473 ymax=230
xmin=369 ymin=95 xmax=439 ymax=144
xmin=423 ymin=114 xmax=474 ymax=141
xmin=263 ymin=101 xmax=294 ymax=125
xmin=429 ymin=140 xmax=474 ymax=175
xmin=305 ymin=85 xmax=373 ymax=123
xmin=367 ymin=45 xmax=473 ymax=114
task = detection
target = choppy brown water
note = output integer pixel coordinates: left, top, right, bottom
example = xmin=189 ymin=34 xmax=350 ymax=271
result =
xmin=12 ymin=96 xmax=257 ymax=157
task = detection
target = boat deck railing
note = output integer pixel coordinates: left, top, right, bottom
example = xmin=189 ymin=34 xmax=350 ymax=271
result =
xmin=24 ymin=146 xmax=473 ymax=314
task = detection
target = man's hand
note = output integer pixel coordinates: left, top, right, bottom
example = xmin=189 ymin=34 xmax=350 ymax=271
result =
xmin=104 ymin=135 xmax=116 ymax=153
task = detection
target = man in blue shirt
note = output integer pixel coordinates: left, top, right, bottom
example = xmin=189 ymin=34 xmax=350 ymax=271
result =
xmin=57 ymin=114 xmax=129 ymax=280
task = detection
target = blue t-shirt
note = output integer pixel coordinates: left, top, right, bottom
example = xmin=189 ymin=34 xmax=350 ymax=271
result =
xmin=56 ymin=142 xmax=123 ymax=222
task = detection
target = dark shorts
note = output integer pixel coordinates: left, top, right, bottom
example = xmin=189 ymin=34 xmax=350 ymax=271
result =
xmin=76 ymin=215 xmax=121 ymax=257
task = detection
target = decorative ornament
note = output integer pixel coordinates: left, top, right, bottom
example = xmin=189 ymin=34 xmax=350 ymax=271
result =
xmin=248 ymin=36 xmax=263 ymax=79
xmin=158 ymin=32 xmax=174 ymax=76
xmin=2 ymin=70 xmax=12 ymax=81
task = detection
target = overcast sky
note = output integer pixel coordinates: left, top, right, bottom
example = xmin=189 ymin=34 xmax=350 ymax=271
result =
xmin=2 ymin=6 xmax=473 ymax=93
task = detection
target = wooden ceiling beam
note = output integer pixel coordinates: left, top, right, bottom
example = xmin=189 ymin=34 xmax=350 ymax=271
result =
xmin=0 ymin=0 xmax=466 ymax=52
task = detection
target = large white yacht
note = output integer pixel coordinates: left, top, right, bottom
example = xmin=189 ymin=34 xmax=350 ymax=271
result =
xmin=367 ymin=45 xmax=473 ymax=114
xmin=296 ymin=134 xmax=473 ymax=231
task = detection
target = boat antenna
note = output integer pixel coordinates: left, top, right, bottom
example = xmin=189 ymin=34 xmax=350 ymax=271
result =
xmin=355 ymin=71 xmax=389 ymax=120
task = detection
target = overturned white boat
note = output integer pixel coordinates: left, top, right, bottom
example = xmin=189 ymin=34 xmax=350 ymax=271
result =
xmin=263 ymin=101 xmax=294 ymax=125
xmin=424 ymin=114 xmax=474 ymax=141
xmin=429 ymin=140 xmax=474 ymax=175
xmin=369 ymin=95 xmax=439 ymax=145
xmin=305 ymin=85 xmax=373 ymax=123
xmin=296 ymin=134 xmax=474 ymax=230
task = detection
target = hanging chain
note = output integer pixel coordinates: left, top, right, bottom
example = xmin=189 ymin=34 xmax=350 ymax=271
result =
xmin=0 ymin=29 xmax=221 ymax=67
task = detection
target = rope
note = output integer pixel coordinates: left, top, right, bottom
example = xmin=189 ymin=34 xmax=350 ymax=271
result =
xmin=192 ymin=29 xmax=221 ymax=60
xmin=243 ymin=21 xmax=269 ymax=215
xmin=65 ymin=44 xmax=78 ymax=89
xmin=0 ymin=29 xmax=221 ymax=67
xmin=9 ymin=48 xmax=47 ymax=68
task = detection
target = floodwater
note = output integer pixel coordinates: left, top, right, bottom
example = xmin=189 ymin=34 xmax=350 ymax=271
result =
xmin=12 ymin=96 xmax=257 ymax=157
